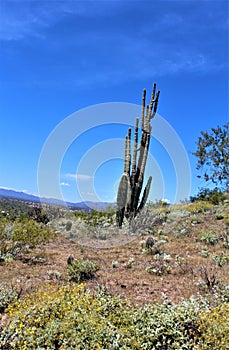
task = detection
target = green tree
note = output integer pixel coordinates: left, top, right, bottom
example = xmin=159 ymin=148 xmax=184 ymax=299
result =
xmin=193 ymin=123 xmax=229 ymax=190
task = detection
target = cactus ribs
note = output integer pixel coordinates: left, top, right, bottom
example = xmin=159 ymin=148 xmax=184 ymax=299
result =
xmin=116 ymin=84 xmax=160 ymax=227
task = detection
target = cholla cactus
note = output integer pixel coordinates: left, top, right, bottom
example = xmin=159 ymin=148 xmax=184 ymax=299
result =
xmin=116 ymin=84 xmax=160 ymax=227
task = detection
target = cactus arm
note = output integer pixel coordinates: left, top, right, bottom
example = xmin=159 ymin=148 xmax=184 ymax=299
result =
xmin=149 ymin=83 xmax=156 ymax=115
xmin=127 ymin=128 xmax=131 ymax=175
xmin=141 ymin=89 xmax=146 ymax=130
xmin=150 ymin=90 xmax=160 ymax=120
xmin=124 ymin=136 xmax=128 ymax=173
xmin=124 ymin=129 xmax=131 ymax=174
xmin=138 ymin=176 xmax=152 ymax=212
xmin=117 ymin=173 xmax=129 ymax=208
xmin=138 ymin=133 xmax=150 ymax=185
xmin=116 ymin=207 xmax=125 ymax=227
xmin=136 ymin=130 xmax=148 ymax=182
xmin=131 ymin=118 xmax=139 ymax=185
xmin=116 ymin=173 xmax=131 ymax=226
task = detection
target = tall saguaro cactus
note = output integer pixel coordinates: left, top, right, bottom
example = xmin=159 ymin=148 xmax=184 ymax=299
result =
xmin=116 ymin=83 xmax=160 ymax=227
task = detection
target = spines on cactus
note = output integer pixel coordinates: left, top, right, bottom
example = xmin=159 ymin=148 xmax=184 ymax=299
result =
xmin=138 ymin=176 xmax=152 ymax=212
xmin=116 ymin=173 xmax=131 ymax=226
xmin=116 ymin=84 xmax=160 ymax=227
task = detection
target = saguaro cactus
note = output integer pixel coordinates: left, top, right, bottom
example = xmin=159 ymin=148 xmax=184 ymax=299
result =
xmin=116 ymin=83 xmax=160 ymax=227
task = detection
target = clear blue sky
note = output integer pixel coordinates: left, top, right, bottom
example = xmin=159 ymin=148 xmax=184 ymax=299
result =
xmin=0 ymin=0 xmax=228 ymax=204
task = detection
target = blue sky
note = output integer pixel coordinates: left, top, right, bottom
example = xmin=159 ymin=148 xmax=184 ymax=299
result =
xmin=0 ymin=0 xmax=228 ymax=204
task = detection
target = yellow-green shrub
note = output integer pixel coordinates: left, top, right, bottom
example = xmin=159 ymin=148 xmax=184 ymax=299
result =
xmin=194 ymin=303 xmax=229 ymax=349
xmin=0 ymin=285 xmax=199 ymax=349
xmin=67 ymin=258 xmax=99 ymax=282
xmin=0 ymin=284 xmax=228 ymax=349
xmin=0 ymin=219 xmax=56 ymax=258
xmin=184 ymin=201 xmax=213 ymax=214
xmin=0 ymin=284 xmax=19 ymax=313
xmin=12 ymin=219 xmax=55 ymax=249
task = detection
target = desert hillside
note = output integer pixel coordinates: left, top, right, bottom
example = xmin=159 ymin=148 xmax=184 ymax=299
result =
xmin=0 ymin=196 xmax=228 ymax=349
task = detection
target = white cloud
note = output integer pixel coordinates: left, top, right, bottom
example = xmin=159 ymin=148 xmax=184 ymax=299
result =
xmin=1 ymin=0 xmax=226 ymax=86
xmin=0 ymin=1 xmax=120 ymax=42
xmin=81 ymin=191 xmax=95 ymax=197
xmin=60 ymin=182 xmax=70 ymax=187
xmin=65 ymin=173 xmax=93 ymax=181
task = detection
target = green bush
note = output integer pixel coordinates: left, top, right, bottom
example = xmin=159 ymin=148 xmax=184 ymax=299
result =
xmin=12 ymin=219 xmax=55 ymax=249
xmin=200 ymin=232 xmax=219 ymax=245
xmin=185 ymin=201 xmax=213 ymax=213
xmin=0 ymin=284 xmax=19 ymax=313
xmin=0 ymin=284 xmax=228 ymax=349
xmin=67 ymin=258 xmax=99 ymax=282
xmin=0 ymin=218 xmax=10 ymax=256
xmin=213 ymin=252 xmax=229 ymax=267
xmin=194 ymin=302 xmax=229 ymax=349
xmin=0 ymin=218 xmax=56 ymax=258
xmin=190 ymin=187 xmax=226 ymax=205
xmin=65 ymin=221 xmax=72 ymax=231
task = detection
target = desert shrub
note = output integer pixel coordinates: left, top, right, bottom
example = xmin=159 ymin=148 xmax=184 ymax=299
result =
xmin=96 ymin=229 xmax=107 ymax=240
xmin=145 ymin=253 xmax=191 ymax=276
xmin=142 ymin=238 xmax=166 ymax=256
xmin=0 ymin=284 xmax=124 ymax=350
xmin=223 ymin=214 xmax=229 ymax=226
xmin=82 ymin=210 xmax=115 ymax=227
xmin=88 ymin=227 xmax=108 ymax=240
xmin=213 ymin=252 xmax=229 ymax=267
xmin=196 ymin=265 xmax=221 ymax=291
xmin=199 ymin=231 xmax=219 ymax=245
xmin=194 ymin=303 xmax=229 ymax=349
xmin=146 ymin=253 xmax=172 ymax=275
xmin=47 ymin=270 xmax=62 ymax=280
xmin=223 ymin=238 xmax=229 ymax=249
xmin=200 ymin=250 xmax=210 ymax=258
xmin=190 ymin=187 xmax=226 ymax=205
xmin=11 ymin=219 xmax=56 ymax=252
xmin=147 ymin=199 xmax=170 ymax=208
xmin=185 ymin=201 xmax=213 ymax=214
xmin=129 ymin=208 xmax=167 ymax=235
xmin=0 ymin=284 xmax=197 ymax=349
xmin=0 ymin=219 xmax=56 ymax=258
xmin=123 ymin=257 xmax=135 ymax=269
xmin=67 ymin=258 xmax=99 ymax=282
xmin=65 ymin=220 xmax=72 ymax=231
xmin=0 ymin=218 xmax=10 ymax=256
xmin=27 ymin=206 xmax=49 ymax=224
xmin=0 ymin=284 xmax=228 ymax=349
xmin=0 ymin=284 xmax=19 ymax=313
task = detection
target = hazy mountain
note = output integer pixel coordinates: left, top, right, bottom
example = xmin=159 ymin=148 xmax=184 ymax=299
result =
xmin=0 ymin=188 xmax=115 ymax=210
xmin=0 ymin=188 xmax=40 ymax=202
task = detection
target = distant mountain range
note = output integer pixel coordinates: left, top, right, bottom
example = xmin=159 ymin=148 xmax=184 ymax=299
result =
xmin=0 ymin=188 xmax=115 ymax=211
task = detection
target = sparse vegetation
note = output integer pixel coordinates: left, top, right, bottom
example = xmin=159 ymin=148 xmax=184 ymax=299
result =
xmin=0 ymin=196 xmax=228 ymax=348
xmin=200 ymin=231 xmax=219 ymax=245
